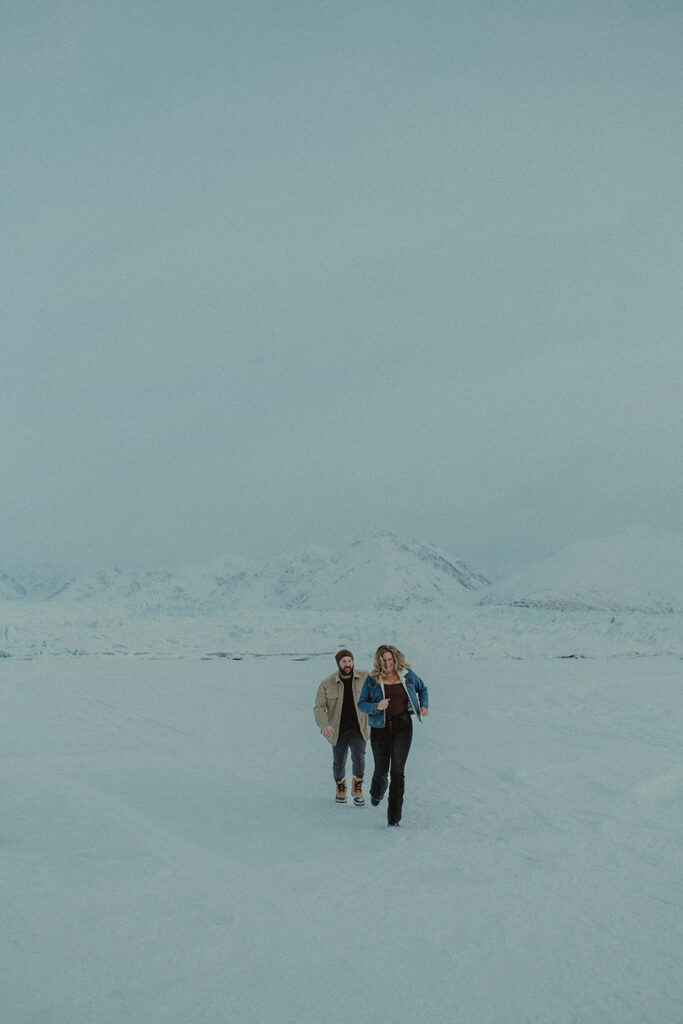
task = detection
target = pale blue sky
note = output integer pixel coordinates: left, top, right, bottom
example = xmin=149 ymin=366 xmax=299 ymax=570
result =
xmin=3 ymin=0 xmax=683 ymax=577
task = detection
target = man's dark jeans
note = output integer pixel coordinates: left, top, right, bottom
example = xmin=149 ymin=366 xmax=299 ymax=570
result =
xmin=332 ymin=726 xmax=366 ymax=782
xmin=369 ymin=713 xmax=413 ymax=825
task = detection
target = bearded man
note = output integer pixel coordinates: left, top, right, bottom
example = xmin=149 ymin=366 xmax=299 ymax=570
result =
xmin=314 ymin=649 xmax=370 ymax=806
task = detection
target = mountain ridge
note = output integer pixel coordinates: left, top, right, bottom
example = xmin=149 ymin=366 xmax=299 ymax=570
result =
xmin=1 ymin=530 xmax=489 ymax=613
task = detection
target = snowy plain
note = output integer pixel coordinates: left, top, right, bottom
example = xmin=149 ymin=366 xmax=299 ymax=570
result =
xmin=3 ymin=529 xmax=683 ymax=1023
xmin=2 ymin=605 xmax=682 ymax=1024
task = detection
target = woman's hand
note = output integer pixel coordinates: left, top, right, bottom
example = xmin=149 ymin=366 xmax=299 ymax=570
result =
xmin=420 ymin=707 xmax=429 ymax=716
xmin=377 ymin=698 xmax=389 ymax=711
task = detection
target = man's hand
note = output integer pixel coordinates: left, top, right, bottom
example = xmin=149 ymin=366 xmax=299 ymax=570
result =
xmin=322 ymin=726 xmax=333 ymax=740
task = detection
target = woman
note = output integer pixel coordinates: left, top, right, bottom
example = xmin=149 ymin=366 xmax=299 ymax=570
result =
xmin=357 ymin=644 xmax=429 ymax=827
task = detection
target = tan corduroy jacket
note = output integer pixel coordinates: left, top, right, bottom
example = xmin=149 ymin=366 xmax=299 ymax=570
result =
xmin=313 ymin=668 xmax=370 ymax=746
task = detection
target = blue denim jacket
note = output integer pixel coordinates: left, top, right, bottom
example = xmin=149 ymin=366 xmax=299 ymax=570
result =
xmin=357 ymin=669 xmax=429 ymax=728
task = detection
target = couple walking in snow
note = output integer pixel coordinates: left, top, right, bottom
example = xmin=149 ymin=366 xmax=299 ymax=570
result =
xmin=314 ymin=645 xmax=429 ymax=828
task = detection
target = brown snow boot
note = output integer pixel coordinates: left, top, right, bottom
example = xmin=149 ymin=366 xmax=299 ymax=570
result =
xmin=335 ymin=778 xmax=348 ymax=804
xmin=352 ymin=776 xmax=365 ymax=807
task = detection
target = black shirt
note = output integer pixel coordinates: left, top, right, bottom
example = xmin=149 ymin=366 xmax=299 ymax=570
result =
xmin=338 ymin=673 xmax=359 ymax=733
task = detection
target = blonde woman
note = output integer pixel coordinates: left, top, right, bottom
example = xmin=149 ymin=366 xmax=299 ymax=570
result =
xmin=357 ymin=644 xmax=429 ymax=827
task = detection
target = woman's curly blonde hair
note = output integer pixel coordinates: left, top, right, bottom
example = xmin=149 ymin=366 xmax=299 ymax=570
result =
xmin=371 ymin=644 xmax=409 ymax=680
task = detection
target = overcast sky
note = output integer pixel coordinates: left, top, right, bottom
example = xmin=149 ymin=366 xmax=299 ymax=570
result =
xmin=3 ymin=0 xmax=683 ymax=578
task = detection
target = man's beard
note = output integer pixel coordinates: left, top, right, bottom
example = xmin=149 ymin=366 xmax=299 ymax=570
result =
xmin=339 ymin=667 xmax=353 ymax=679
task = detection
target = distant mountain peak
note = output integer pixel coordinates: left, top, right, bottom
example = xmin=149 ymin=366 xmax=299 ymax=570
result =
xmin=477 ymin=527 xmax=683 ymax=614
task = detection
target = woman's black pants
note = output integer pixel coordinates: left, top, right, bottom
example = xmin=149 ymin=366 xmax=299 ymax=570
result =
xmin=369 ymin=713 xmax=413 ymax=825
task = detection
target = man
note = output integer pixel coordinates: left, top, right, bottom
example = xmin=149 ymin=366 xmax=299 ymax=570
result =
xmin=314 ymin=649 xmax=370 ymax=806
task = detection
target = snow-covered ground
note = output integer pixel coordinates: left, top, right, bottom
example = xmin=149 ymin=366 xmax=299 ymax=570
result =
xmin=2 ymin=638 xmax=682 ymax=1023
xmin=2 ymin=598 xmax=683 ymax=662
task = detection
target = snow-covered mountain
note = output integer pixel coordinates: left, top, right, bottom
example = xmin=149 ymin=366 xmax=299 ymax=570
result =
xmin=255 ymin=530 xmax=490 ymax=611
xmin=477 ymin=528 xmax=683 ymax=614
xmin=7 ymin=528 xmax=683 ymax=618
xmin=8 ymin=530 xmax=488 ymax=613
